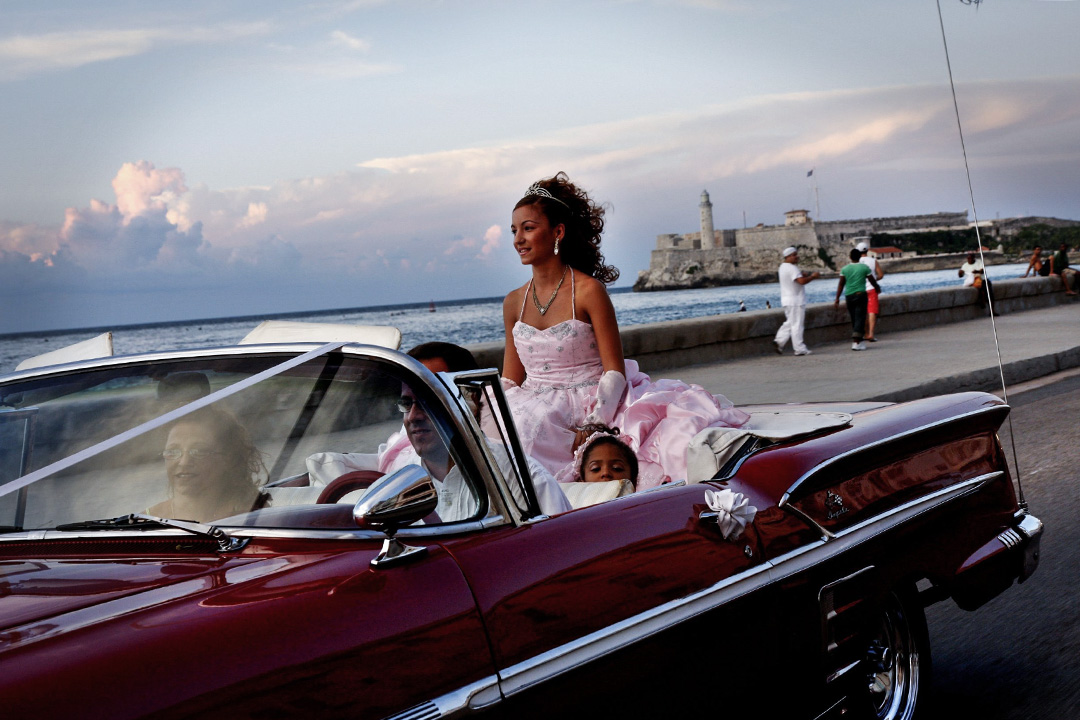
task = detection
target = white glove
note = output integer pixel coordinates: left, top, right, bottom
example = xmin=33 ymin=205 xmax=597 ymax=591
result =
xmin=583 ymin=370 xmax=627 ymax=427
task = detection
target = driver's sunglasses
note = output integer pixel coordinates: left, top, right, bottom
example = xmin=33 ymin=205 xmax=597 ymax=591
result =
xmin=397 ymin=397 xmax=423 ymax=415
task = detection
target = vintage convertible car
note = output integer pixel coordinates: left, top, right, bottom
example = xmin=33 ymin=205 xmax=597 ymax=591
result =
xmin=0 ymin=334 xmax=1041 ymax=720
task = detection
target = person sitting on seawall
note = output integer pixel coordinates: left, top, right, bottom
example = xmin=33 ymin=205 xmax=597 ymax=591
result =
xmin=834 ymin=248 xmax=882 ymax=351
xmin=1049 ymin=243 xmax=1079 ymax=296
xmin=1022 ymin=245 xmax=1046 ymax=278
xmin=557 ymin=424 xmax=638 ymax=509
xmin=857 ymin=241 xmax=884 ymax=342
xmin=500 ymin=172 xmax=749 ymax=490
xmin=148 ymin=406 xmax=268 ymax=523
xmin=306 ymin=343 xmax=571 ymax=519
xmin=958 ymin=252 xmax=996 ymax=314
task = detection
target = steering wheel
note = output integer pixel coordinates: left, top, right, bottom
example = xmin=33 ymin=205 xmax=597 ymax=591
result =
xmin=316 ymin=470 xmax=384 ymax=504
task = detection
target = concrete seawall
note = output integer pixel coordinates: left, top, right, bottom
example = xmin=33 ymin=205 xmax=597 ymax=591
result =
xmin=468 ymin=276 xmax=1077 ymax=373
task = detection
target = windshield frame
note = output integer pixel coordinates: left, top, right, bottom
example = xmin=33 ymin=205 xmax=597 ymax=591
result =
xmin=0 ymin=341 xmax=521 ymax=542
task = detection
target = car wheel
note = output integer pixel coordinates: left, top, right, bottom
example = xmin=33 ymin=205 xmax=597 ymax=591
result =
xmin=863 ymin=586 xmax=931 ymax=720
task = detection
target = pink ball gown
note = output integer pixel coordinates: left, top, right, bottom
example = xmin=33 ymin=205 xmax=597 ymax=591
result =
xmin=504 ymin=274 xmax=749 ymax=490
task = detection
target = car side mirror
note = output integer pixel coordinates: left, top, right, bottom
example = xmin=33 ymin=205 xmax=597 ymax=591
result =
xmin=353 ymin=465 xmax=438 ymax=567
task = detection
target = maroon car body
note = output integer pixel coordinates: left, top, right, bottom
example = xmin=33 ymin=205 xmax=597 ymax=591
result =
xmin=0 ymin=341 xmax=1041 ymax=719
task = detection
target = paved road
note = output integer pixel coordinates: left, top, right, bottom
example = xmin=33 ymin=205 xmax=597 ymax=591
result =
xmin=923 ymin=371 xmax=1080 ymax=719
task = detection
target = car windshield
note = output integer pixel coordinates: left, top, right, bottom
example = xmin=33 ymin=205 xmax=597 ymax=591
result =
xmin=0 ymin=348 xmax=486 ymax=533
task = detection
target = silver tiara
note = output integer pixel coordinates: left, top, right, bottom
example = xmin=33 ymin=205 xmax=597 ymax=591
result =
xmin=523 ymin=182 xmax=569 ymax=208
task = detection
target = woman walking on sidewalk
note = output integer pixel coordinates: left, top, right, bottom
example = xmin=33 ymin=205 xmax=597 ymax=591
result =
xmin=834 ymin=248 xmax=882 ymax=351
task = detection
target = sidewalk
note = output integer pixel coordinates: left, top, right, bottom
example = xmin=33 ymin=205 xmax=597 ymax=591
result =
xmin=665 ymin=303 xmax=1080 ymax=405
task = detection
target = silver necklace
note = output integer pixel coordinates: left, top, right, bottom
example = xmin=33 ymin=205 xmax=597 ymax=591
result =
xmin=532 ymin=266 xmax=567 ymax=316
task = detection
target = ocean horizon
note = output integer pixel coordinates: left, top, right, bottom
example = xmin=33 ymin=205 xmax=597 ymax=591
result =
xmin=1 ymin=263 xmax=1027 ymax=372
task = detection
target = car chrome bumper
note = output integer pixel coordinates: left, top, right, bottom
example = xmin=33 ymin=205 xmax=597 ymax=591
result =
xmin=949 ymin=510 xmax=1043 ymax=611
xmin=1012 ymin=511 xmax=1043 ymax=582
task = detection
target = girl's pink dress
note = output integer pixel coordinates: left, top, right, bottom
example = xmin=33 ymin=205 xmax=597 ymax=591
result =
xmin=504 ymin=278 xmax=749 ymax=490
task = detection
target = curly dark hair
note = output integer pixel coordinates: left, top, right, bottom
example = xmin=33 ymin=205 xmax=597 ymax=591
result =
xmin=514 ymin=172 xmax=620 ymax=284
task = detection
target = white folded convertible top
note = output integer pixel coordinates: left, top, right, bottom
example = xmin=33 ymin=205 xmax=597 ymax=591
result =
xmin=239 ymin=320 xmax=402 ymax=349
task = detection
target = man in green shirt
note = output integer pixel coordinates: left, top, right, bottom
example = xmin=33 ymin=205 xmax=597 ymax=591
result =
xmin=1050 ymin=243 xmax=1078 ymax=295
xmin=834 ymin=248 xmax=882 ymax=351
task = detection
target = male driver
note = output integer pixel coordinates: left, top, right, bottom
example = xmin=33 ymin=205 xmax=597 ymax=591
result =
xmin=856 ymin=240 xmax=884 ymax=341
xmin=306 ymin=343 xmax=570 ymax=520
xmin=773 ymin=247 xmax=820 ymax=356
xmin=390 ymin=382 xmax=571 ymax=520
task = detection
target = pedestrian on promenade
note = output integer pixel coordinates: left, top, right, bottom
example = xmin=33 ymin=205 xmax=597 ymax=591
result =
xmin=834 ymin=248 xmax=882 ymax=351
xmin=1049 ymin=243 xmax=1078 ymax=295
xmin=773 ymin=247 xmax=819 ymax=356
xmin=856 ymin=240 xmax=884 ymax=342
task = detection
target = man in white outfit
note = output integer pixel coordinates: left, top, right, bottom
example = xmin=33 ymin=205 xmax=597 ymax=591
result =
xmin=773 ymin=247 xmax=820 ymax=356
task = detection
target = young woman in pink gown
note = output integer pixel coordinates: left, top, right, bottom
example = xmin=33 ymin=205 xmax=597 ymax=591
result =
xmin=501 ymin=173 xmax=748 ymax=490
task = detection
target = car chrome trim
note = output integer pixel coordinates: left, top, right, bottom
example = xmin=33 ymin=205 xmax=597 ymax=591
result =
xmin=384 ymin=675 xmax=501 ymax=720
xmin=997 ymin=528 xmax=1022 ymax=548
xmin=825 ymin=658 xmax=861 ymax=684
xmin=497 ymin=561 xmax=772 ymax=697
xmin=0 ymin=340 xmax=406 ymax=383
xmin=0 ymin=345 xmax=513 ymax=540
xmin=1016 ymin=512 xmax=1041 ymax=539
xmin=779 ymin=404 xmax=1008 ymax=506
xmin=495 ymin=472 xmax=1001 ymax=698
xmin=0 ymin=342 xmax=348 ymax=503
xmin=782 ymin=502 xmax=835 ymax=542
xmin=0 ymin=518 xmax=497 ymax=545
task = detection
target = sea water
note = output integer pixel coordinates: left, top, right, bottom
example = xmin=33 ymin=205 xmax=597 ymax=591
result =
xmin=0 ymin=263 xmax=1028 ymax=372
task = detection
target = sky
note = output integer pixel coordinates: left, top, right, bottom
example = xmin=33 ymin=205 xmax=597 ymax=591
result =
xmin=1 ymin=0 xmax=1078 ymax=334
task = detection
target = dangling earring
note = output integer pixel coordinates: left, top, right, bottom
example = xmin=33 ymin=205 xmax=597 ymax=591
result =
xmin=554 ymin=238 xmax=561 ymax=255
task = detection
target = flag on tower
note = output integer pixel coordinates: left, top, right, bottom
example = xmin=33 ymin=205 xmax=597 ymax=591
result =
xmin=807 ymin=169 xmax=814 ymax=177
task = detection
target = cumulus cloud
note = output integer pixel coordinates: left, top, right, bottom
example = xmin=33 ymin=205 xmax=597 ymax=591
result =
xmin=112 ymin=161 xmax=188 ymax=219
xmin=238 ymin=202 xmax=269 ymax=228
xmin=444 ymin=225 xmax=502 ymax=260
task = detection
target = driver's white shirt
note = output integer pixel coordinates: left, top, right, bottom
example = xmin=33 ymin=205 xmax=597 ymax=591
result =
xmin=306 ymin=439 xmax=570 ymax=521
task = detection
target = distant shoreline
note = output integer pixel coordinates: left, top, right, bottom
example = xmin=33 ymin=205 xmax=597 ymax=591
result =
xmin=0 ymin=287 xmax=637 ymax=341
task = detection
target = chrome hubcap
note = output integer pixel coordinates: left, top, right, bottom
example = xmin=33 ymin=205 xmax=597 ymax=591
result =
xmin=865 ymin=593 xmax=920 ymax=720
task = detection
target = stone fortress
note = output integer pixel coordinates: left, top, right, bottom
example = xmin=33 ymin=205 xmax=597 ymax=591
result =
xmin=633 ymin=190 xmax=1076 ymax=291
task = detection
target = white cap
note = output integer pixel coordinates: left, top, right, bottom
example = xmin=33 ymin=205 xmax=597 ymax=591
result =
xmin=782 ymin=246 xmax=797 ymax=258
xmin=856 ymin=241 xmax=869 ymax=252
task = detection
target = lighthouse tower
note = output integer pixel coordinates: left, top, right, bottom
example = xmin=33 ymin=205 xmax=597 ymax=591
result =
xmin=699 ymin=190 xmax=715 ymax=250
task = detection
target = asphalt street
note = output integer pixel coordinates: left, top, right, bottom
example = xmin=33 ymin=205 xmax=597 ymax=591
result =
xmin=922 ymin=370 xmax=1080 ymax=720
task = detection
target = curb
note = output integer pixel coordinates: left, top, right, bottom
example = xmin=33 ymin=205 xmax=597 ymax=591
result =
xmin=867 ymin=345 xmax=1080 ymax=403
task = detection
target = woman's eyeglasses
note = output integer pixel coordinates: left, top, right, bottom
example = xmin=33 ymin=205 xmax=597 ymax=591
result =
xmin=161 ymin=448 xmax=222 ymax=462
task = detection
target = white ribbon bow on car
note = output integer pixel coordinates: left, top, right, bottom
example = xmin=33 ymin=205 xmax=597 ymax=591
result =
xmin=703 ymin=488 xmax=758 ymax=540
